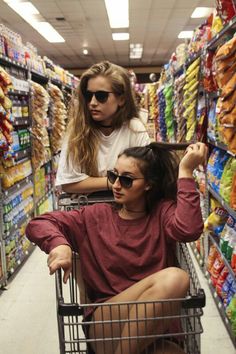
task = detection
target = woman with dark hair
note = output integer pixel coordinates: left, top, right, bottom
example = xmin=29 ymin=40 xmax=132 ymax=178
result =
xmin=26 ymin=142 xmax=207 ymax=354
xmin=56 ymin=61 xmax=150 ymax=194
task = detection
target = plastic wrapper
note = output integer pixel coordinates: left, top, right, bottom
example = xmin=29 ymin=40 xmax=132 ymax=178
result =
xmin=204 ymin=199 xmax=228 ymax=234
xmin=216 ymin=0 xmax=236 ymax=25
xmin=230 ymin=174 xmax=236 ymax=210
xmin=220 ymin=158 xmax=236 ymax=203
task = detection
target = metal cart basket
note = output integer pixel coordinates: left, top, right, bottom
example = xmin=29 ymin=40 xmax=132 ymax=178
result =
xmin=55 ymin=192 xmax=205 ymax=354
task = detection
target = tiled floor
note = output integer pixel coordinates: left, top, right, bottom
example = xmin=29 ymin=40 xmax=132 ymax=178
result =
xmin=0 ymin=246 xmax=235 ymax=354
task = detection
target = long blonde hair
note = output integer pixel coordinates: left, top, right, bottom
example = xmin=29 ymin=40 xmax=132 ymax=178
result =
xmin=66 ymin=61 xmax=139 ymax=176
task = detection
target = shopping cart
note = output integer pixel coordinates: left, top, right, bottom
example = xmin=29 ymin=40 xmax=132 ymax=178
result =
xmin=55 ymin=191 xmax=205 ymax=354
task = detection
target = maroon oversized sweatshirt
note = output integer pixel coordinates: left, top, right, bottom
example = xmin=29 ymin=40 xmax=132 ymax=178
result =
xmin=26 ymin=178 xmax=203 ymax=304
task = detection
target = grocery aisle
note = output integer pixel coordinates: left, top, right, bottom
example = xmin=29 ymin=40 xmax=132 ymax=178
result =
xmin=0 ymin=246 xmax=235 ymax=354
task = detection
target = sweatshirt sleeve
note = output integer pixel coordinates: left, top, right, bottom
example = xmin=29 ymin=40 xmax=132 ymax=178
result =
xmin=162 ymin=178 xmax=204 ymax=242
xmin=26 ymin=209 xmax=87 ymax=254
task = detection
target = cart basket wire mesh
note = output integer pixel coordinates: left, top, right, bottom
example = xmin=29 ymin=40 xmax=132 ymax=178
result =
xmin=55 ymin=241 xmax=205 ymax=354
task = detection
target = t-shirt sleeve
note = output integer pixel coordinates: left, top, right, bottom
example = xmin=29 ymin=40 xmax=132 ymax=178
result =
xmin=26 ymin=209 xmax=87 ymax=254
xmin=129 ymin=118 xmax=151 ymax=146
xmin=161 ymin=178 xmax=204 ymax=242
xmin=55 ymin=139 xmax=89 ymax=186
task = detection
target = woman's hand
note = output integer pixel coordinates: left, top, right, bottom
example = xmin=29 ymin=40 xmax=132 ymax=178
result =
xmin=47 ymin=245 xmax=72 ymax=284
xmin=179 ymin=142 xmax=208 ymax=178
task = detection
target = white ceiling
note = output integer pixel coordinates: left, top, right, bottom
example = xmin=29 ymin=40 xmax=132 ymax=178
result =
xmin=0 ymin=0 xmax=215 ymax=71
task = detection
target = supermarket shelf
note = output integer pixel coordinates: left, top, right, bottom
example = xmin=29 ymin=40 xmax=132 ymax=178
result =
xmin=190 ymin=242 xmax=204 ymax=267
xmin=205 ymin=270 xmax=236 ymax=347
xmin=0 ymin=274 xmax=7 ymax=288
xmin=0 ymin=54 xmax=27 ymax=70
xmin=63 ymin=84 xmax=73 ymax=92
xmin=208 ymin=139 xmax=236 ymax=157
xmin=12 ymin=117 xmax=31 ymax=126
xmin=14 ymin=147 xmax=31 ymax=162
xmin=4 ymin=208 xmax=34 ymax=239
xmin=7 ymin=243 xmax=35 ymax=281
xmin=30 ymin=70 xmax=49 ymax=84
xmin=3 ymin=175 xmax=33 ymax=197
xmin=207 ymin=183 xmax=236 ymax=219
xmin=206 ymin=16 xmax=236 ymax=50
xmin=35 ymin=188 xmax=53 ymax=208
xmin=51 ymin=78 xmax=62 ymax=87
xmin=208 ymin=233 xmax=235 ymax=280
xmin=8 ymin=89 xmax=29 ymax=96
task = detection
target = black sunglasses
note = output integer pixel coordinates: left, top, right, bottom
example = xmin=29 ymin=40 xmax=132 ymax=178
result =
xmin=83 ymin=90 xmax=114 ymax=103
xmin=107 ymin=170 xmax=145 ymax=189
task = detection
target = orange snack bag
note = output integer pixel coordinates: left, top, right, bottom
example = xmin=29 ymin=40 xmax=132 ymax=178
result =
xmin=230 ymin=174 xmax=236 ymax=210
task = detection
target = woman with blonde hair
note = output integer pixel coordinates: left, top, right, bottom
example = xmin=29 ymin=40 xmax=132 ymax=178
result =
xmin=56 ymin=61 xmax=150 ymax=194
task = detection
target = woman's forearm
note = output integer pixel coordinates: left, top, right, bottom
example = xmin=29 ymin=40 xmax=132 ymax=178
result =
xmin=61 ymin=176 xmax=110 ymax=194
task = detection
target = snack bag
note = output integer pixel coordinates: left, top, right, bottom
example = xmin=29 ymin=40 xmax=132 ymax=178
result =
xmin=215 ymin=266 xmax=229 ymax=298
xmin=216 ymin=0 xmax=236 ymax=24
xmin=210 ymin=254 xmax=225 ymax=286
xmin=220 ymin=215 xmax=236 ymax=260
xmin=206 ymin=244 xmax=218 ymax=271
xmin=219 ymin=158 xmax=236 ymax=203
xmin=226 ymin=296 xmax=236 ymax=336
xmin=204 ymin=199 xmax=228 ymax=234
xmin=221 ymin=273 xmax=235 ymax=305
xmin=231 ymin=245 xmax=236 ymax=273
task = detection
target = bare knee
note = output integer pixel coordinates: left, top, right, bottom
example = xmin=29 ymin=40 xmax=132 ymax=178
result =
xmin=148 ymin=267 xmax=190 ymax=299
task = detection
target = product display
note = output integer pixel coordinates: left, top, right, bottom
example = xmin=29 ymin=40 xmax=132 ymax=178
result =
xmin=0 ymin=20 xmax=78 ymax=284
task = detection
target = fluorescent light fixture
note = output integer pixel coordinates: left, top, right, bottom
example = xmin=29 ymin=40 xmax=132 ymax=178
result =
xmin=112 ymin=32 xmax=129 ymax=40
xmin=191 ymin=7 xmax=214 ymax=18
xmin=178 ymin=31 xmax=193 ymax=39
xmin=33 ymin=22 xmax=65 ymax=43
xmin=104 ymin=0 xmax=129 ymax=28
xmin=4 ymin=1 xmax=39 ymax=16
xmin=3 ymin=0 xmax=65 ymax=43
xmin=129 ymin=43 xmax=143 ymax=59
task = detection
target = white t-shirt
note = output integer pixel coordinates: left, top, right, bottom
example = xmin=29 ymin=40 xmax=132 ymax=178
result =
xmin=55 ymin=118 xmax=150 ymax=186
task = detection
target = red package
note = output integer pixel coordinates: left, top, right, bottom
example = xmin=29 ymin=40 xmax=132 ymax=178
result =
xmin=203 ymin=51 xmax=218 ymax=92
xmin=207 ymin=245 xmax=218 ymax=271
xmin=210 ymin=254 xmax=225 ymax=286
xmin=215 ymin=266 xmax=229 ymax=298
xmin=216 ymin=0 xmax=236 ymax=24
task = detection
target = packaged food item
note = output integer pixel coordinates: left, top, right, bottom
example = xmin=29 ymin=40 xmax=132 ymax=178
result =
xmin=215 ymin=266 xmax=229 ymax=298
xmin=221 ymin=72 xmax=236 ymax=98
xmin=215 ymin=35 xmax=236 ymax=60
xmin=216 ymin=0 xmax=236 ymax=25
xmin=204 ymin=199 xmax=229 ymax=235
xmin=210 ymin=254 xmax=225 ymax=286
xmin=220 ymin=158 xmax=236 ymax=203
xmin=226 ymin=296 xmax=236 ymax=336
xmin=230 ymin=174 xmax=236 ymax=209
xmin=207 ymin=244 xmax=219 ymax=272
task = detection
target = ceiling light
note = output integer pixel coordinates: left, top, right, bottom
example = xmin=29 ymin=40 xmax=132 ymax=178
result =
xmin=112 ymin=33 xmax=129 ymax=40
xmin=33 ymin=22 xmax=65 ymax=43
xmin=129 ymin=43 xmax=143 ymax=59
xmin=104 ymin=0 xmax=129 ymax=28
xmin=83 ymin=48 xmax=89 ymax=55
xmin=4 ymin=1 xmax=39 ymax=15
xmin=178 ymin=31 xmax=193 ymax=39
xmin=3 ymin=0 xmax=65 ymax=43
xmin=191 ymin=7 xmax=214 ymax=18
